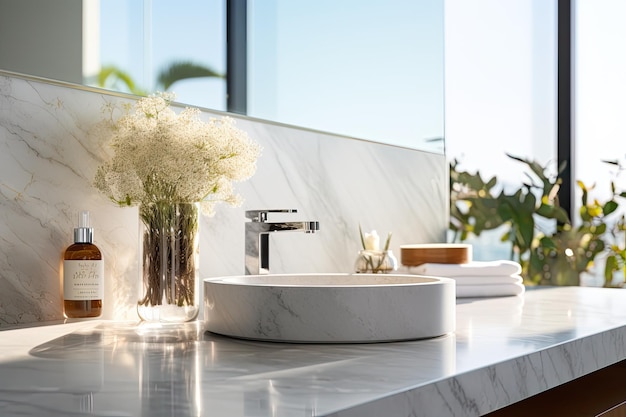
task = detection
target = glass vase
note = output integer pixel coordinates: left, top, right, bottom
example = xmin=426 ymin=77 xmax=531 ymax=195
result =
xmin=354 ymin=250 xmax=398 ymax=274
xmin=137 ymin=202 xmax=200 ymax=322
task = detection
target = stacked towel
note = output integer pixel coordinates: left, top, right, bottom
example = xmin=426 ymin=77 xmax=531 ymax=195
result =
xmin=408 ymin=260 xmax=525 ymax=298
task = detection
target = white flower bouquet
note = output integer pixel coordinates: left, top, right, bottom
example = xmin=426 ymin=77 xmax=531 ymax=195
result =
xmin=94 ymin=92 xmax=261 ymax=214
xmin=94 ymin=93 xmax=261 ymax=320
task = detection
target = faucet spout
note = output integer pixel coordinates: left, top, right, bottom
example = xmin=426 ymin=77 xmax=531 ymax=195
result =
xmin=266 ymin=221 xmax=320 ymax=233
xmin=245 ymin=209 xmax=319 ymax=275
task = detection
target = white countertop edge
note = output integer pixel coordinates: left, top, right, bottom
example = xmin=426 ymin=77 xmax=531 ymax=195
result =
xmin=328 ymin=324 xmax=626 ymax=416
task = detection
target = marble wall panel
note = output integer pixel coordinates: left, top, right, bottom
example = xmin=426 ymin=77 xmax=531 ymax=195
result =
xmin=0 ymin=73 xmax=447 ymax=326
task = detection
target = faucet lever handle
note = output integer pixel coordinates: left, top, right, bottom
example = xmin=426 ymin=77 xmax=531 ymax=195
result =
xmin=245 ymin=209 xmax=298 ymax=222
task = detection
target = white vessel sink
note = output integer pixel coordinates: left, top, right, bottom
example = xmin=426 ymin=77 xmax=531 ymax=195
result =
xmin=203 ymin=273 xmax=455 ymax=343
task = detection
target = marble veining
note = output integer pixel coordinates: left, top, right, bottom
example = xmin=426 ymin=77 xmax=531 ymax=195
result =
xmin=0 ymin=72 xmax=446 ymax=326
xmin=1 ymin=287 xmax=626 ymax=416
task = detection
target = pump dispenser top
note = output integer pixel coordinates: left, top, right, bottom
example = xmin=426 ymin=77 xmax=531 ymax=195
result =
xmin=74 ymin=210 xmax=94 ymax=244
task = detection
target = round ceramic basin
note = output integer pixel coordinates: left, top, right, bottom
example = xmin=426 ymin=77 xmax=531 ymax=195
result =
xmin=203 ymin=273 xmax=455 ymax=343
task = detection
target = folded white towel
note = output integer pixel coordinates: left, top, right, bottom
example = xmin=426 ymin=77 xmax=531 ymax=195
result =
xmin=446 ymin=274 xmax=523 ymax=285
xmin=405 ymin=266 xmax=523 ymax=285
xmin=412 ymin=260 xmax=522 ymax=277
xmin=456 ymin=282 xmax=525 ymax=298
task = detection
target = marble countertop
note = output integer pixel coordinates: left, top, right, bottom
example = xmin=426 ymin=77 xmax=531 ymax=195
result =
xmin=2 ymin=286 xmax=626 ymax=417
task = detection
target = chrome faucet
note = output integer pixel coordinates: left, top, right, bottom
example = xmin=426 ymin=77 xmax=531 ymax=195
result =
xmin=245 ymin=209 xmax=320 ymax=275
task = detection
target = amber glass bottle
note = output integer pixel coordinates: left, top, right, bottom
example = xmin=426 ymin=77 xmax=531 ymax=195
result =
xmin=63 ymin=211 xmax=103 ymax=318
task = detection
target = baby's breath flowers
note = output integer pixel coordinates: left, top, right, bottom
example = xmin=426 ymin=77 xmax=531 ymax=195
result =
xmin=93 ymin=92 xmax=261 ymax=215
xmin=93 ymin=93 xmax=261 ymax=319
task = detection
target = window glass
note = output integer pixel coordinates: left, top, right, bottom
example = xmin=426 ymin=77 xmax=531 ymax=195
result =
xmin=248 ymin=0 xmax=445 ymax=150
xmin=574 ymin=0 xmax=626 ymax=209
xmin=99 ymin=0 xmax=226 ymax=111
xmin=445 ymin=0 xmax=557 ymax=259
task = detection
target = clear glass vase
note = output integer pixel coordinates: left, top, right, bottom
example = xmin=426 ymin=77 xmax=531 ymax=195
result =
xmin=354 ymin=250 xmax=398 ymax=274
xmin=137 ymin=202 xmax=200 ymax=322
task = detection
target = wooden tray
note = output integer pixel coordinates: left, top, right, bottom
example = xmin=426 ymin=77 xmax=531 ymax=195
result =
xmin=400 ymin=243 xmax=472 ymax=266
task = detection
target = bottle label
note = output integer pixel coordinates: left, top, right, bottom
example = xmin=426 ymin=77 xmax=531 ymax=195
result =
xmin=63 ymin=260 xmax=104 ymax=300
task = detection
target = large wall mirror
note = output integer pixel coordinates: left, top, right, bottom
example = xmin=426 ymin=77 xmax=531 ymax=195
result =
xmin=0 ymin=0 xmax=444 ymax=153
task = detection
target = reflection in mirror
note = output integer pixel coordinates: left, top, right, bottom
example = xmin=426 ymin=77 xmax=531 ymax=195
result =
xmin=0 ymin=0 xmax=444 ymax=152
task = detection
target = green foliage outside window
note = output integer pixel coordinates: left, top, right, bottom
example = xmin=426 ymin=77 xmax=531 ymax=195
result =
xmin=95 ymin=61 xmax=223 ymax=96
xmin=450 ymin=154 xmax=626 ymax=287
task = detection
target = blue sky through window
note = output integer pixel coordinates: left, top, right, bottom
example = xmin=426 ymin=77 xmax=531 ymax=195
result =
xmin=99 ymin=0 xmax=444 ymax=150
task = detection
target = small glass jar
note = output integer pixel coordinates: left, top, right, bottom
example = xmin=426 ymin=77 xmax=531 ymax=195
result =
xmin=354 ymin=250 xmax=398 ymax=274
